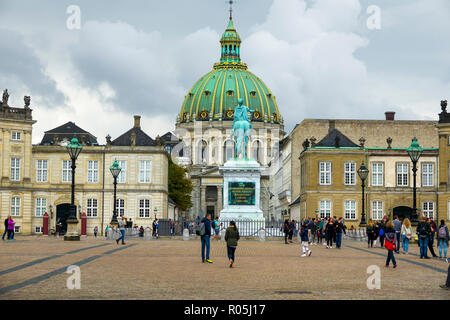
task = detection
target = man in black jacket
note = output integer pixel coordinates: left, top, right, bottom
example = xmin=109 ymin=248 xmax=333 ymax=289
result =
xmin=417 ymin=216 xmax=432 ymax=259
xmin=200 ymin=214 xmax=213 ymax=263
xmin=335 ymin=217 xmax=347 ymax=249
xmin=2 ymin=217 xmax=8 ymax=241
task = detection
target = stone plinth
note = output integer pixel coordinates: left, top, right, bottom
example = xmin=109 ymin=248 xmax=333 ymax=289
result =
xmin=64 ymin=218 xmax=80 ymax=241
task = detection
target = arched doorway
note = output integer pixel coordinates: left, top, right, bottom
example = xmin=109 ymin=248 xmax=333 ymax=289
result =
xmin=393 ymin=206 xmax=412 ymax=221
xmin=56 ymin=203 xmax=75 ymax=235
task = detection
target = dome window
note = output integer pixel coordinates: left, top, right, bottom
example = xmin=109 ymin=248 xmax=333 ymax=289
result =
xmin=227 ymin=90 xmax=234 ymax=96
xmin=204 ymin=90 xmax=211 ymax=97
xmin=250 ymin=91 xmax=257 ymax=97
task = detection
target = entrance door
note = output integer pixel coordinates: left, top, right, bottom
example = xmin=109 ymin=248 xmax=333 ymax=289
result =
xmin=207 ymin=206 xmax=215 ymax=220
xmin=393 ymin=206 xmax=412 ymax=221
xmin=56 ymin=203 xmax=74 ymax=235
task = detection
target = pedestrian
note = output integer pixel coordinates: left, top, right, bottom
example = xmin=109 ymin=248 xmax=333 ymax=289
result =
xmin=300 ymin=222 xmax=312 ymax=257
xmin=105 ymin=225 xmax=110 ymax=238
xmin=401 ymin=218 xmax=412 ymax=255
xmin=293 ymin=220 xmax=298 ymax=239
xmin=417 ymin=216 xmax=431 ymax=259
xmin=384 ymin=221 xmax=397 ymax=268
xmin=288 ymin=220 xmax=295 ymax=243
xmin=367 ymin=219 xmax=376 ymax=248
xmin=225 ymin=220 xmax=240 ymax=268
xmin=325 ymin=218 xmax=335 ymax=249
xmin=139 ymin=226 xmax=145 ymax=238
xmin=200 ymin=214 xmax=213 ymax=263
xmin=393 ymin=216 xmax=402 ymax=254
xmin=2 ymin=216 xmax=9 ymax=241
xmin=310 ymin=218 xmax=317 ymax=245
xmin=322 ymin=217 xmax=328 ymax=246
xmin=7 ymin=216 xmax=15 ymax=241
xmin=316 ymin=218 xmax=322 ymax=245
xmin=335 ymin=217 xmax=346 ymax=249
xmin=378 ymin=217 xmax=387 ymax=248
xmin=427 ymin=218 xmax=438 ymax=258
xmin=116 ymin=216 xmax=127 ymax=245
xmin=93 ymin=226 xmax=98 ymax=238
xmin=283 ymin=219 xmax=290 ymax=244
xmin=440 ymin=258 xmax=450 ymax=290
xmin=373 ymin=222 xmax=380 ymax=247
xmin=152 ymin=218 xmax=158 ymax=238
xmin=213 ymin=217 xmax=222 ymax=240
xmin=437 ymin=220 xmax=449 ymax=259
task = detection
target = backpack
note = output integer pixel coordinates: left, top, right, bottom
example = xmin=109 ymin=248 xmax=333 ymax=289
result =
xmin=196 ymin=222 xmax=205 ymax=236
xmin=438 ymin=226 xmax=447 ymax=239
xmin=418 ymin=223 xmax=428 ymax=237
xmin=379 ymin=228 xmax=384 ymax=237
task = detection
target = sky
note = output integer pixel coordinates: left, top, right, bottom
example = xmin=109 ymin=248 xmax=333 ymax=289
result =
xmin=0 ymin=0 xmax=449 ymax=144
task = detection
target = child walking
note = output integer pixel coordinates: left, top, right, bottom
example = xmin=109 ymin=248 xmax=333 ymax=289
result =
xmin=300 ymin=224 xmax=312 ymax=257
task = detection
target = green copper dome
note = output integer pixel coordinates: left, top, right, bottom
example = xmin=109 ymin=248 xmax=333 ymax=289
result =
xmin=178 ymin=18 xmax=282 ymax=124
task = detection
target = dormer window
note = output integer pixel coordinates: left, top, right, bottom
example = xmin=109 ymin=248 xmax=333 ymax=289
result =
xmin=227 ymin=90 xmax=234 ymax=96
xmin=204 ymin=91 xmax=211 ymax=97
xmin=250 ymin=91 xmax=257 ymax=97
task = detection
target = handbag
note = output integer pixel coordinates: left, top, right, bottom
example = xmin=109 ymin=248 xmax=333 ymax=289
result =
xmin=384 ymin=236 xmax=396 ymax=251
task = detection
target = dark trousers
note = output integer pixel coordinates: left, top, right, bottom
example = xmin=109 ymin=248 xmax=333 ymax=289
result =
xmin=428 ymin=235 xmax=437 ymax=257
xmin=336 ymin=232 xmax=342 ymax=248
xmin=284 ymin=232 xmax=289 ymax=243
xmin=7 ymin=230 xmax=14 ymax=240
xmin=288 ymin=231 xmax=293 ymax=241
xmin=2 ymin=228 xmax=7 ymax=240
xmin=386 ymin=249 xmax=396 ymax=266
xmin=201 ymin=235 xmax=210 ymax=261
xmin=327 ymin=231 xmax=334 ymax=247
xmin=368 ymin=233 xmax=374 ymax=247
xmin=379 ymin=235 xmax=385 ymax=247
xmin=395 ymin=232 xmax=401 ymax=253
xmin=227 ymin=246 xmax=236 ymax=262
xmin=446 ymin=265 xmax=450 ymax=287
xmin=116 ymin=229 xmax=126 ymax=244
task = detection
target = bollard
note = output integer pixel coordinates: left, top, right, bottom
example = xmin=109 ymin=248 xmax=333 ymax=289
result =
xmin=183 ymin=228 xmax=190 ymax=241
xmin=220 ymin=229 xmax=226 ymax=241
xmin=145 ymin=227 xmax=152 ymax=240
xmin=258 ymin=229 xmax=266 ymax=242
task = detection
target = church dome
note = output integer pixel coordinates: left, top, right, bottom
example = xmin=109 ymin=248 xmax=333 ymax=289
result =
xmin=178 ymin=18 xmax=282 ymax=124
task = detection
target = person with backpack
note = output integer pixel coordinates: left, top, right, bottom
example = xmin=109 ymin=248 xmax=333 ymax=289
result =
xmin=367 ymin=219 xmax=376 ymax=248
xmin=335 ymin=217 xmax=346 ymax=249
xmin=283 ymin=219 xmax=290 ymax=244
xmin=427 ymin=218 xmax=438 ymax=258
xmin=401 ymin=218 xmax=412 ymax=255
xmin=384 ymin=221 xmax=397 ymax=268
xmin=373 ymin=222 xmax=380 ymax=247
xmin=393 ymin=216 xmax=402 ymax=254
xmin=378 ymin=217 xmax=387 ymax=248
xmin=417 ymin=216 xmax=431 ymax=259
xmin=199 ymin=214 xmax=213 ymax=263
xmin=2 ymin=216 xmax=9 ymax=241
xmin=225 ymin=221 xmax=240 ymax=268
xmin=309 ymin=218 xmax=317 ymax=245
xmin=93 ymin=226 xmax=98 ymax=238
xmin=300 ymin=222 xmax=312 ymax=257
xmin=437 ymin=220 xmax=449 ymax=259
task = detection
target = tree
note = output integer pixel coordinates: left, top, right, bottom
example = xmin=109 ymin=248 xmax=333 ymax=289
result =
xmin=168 ymin=158 xmax=193 ymax=211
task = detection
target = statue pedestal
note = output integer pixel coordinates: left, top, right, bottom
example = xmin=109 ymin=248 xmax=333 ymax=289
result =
xmin=64 ymin=218 xmax=80 ymax=241
xmin=219 ymin=158 xmax=264 ymax=221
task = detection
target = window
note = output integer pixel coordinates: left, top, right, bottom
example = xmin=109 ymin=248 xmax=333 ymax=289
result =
xmin=423 ymin=202 xmax=434 ymax=219
xmin=319 ymin=162 xmax=331 ymax=185
xmin=344 ymin=162 xmax=356 ymax=185
xmin=224 ymin=140 xmax=234 ymax=162
xmin=11 ymin=131 xmax=21 ymax=140
xmin=139 ymin=199 xmax=151 ymax=218
xmin=35 ymin=198 xmax=47 ymax=217
xmin=252 ymin=140 xmax=262 ymax=163
xmin=396 ymin=163 xmax=409 ymax=186
xmin=371 ymin=163 xmax=383 ymax=186
xmin=319 ymin=200 xmax=331 ymax=219
xmin=14 ymin=226 xmax=20 ymax=233
xmin=371 ymin=201 xmax=383 ymax=220
xmin=11 ymin=197 xmax=20 ymax=216
xmin=11 ymin=158 xmax=20 ymax=181
xmin=139 ymin=160 xmax=151 ymax=183
xmin=36 ymin=160 xmax=48 ymax=182
xmin=87 ymin=199 xmax=98 ymax=217
xmin=116 ymin=199 xmax=125 ymax=216
xmin=87 ymin=160 xmax=99 ymax=183
xmin=422 ymin=163 xmax=434 ymax=187
xmin=62 ymin=160 xmax=72 ymax=183
xmin=117 ymin=160 xmax=127 ymax=183
xmin=35 ymin=226 xmax=43 ymax=233
xmin=344 ymin=200 xmax=357 ymax=220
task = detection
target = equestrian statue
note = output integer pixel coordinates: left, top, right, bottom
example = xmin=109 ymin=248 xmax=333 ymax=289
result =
xmin=230 ymin=98 xmax=255 ymax=159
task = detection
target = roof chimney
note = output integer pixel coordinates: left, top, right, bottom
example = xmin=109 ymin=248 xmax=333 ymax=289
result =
xmin=385 ymin=111 xmax=395 ymax=121
xmin=134 ymin=115 xmax=141 ymax=128
xmin=328 ymin=120 xmax=335 ymax=133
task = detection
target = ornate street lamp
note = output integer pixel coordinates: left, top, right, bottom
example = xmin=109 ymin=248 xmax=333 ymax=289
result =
xmin=64 ymin=137 xmax=82 ymax=241
xmin=357 ymin=161 xmax=369 ymax=227
xmin=407 ymin=137 xmax=423 ymax=224
xmin=154 ymin=207 xmax=158 ymax=220
xmin=110 ymin=160 xmax=122 ymax=226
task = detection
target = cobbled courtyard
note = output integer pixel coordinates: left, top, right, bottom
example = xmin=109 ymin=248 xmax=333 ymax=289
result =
xmin=0 ymin=236 xmax=449 ymax=300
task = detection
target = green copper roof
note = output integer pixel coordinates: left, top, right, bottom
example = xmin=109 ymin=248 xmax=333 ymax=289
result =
xmin=178 ymin=18 xmax=282 ymax=124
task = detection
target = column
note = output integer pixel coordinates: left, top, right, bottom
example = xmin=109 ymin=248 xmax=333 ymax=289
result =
xmin=201 ymin=185 xmax=207 ymax=216
xmin=217 ymin=185 xmax=223 ymax=214
xmin=2 ymin=129 xmax=10 ymax=179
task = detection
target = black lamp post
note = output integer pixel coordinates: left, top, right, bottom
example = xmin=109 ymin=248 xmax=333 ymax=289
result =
xmin=357 ymin=161 xmax=369 ymax=227
xmin=110 ymin=160 xmax=122 ymax=226
xmin=407 ymin=137 xmax=423 ymax=224
xmin=65 ymin=137 xmax=82 ymax=241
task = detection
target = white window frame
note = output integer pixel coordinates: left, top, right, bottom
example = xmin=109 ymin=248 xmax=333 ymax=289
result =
xmin=36 ymin=160 xmax=48 ymax=182
xmin=35 ymin=226 xmax=43 ymax=233
xmin=396 ymin=163 xmax=409 ymax=187
xmin=139 ymin=160 xmax=151 ymax=183
xmin=422 ymin=163 xmax=434 ymax=187
xmin=371 ymin=200 xmax=383 ymax=221
xmin=116 ymin=199 xmax=125 ymax=217
xmin=86 ymin=199 xmax=98 ymax=217
xmin=344 ymin=162 xmax=356 ymax=186
xmin=14 ymin=226 xmax=20 ymax=233
xmin=371 ymin=163 xmax=383 ymax=187
xmin=319 ymin=161 xmax=331 ymax=185
xmin=87 ymin=160 xmax=99 ymax=183
xmin=319 ymin=200 xmax=331 ymax=219
xmin=35 ymin=198 xmax=47 ymax=217
xmin=11 ymin=131 xmax=21 ymax=141
xmin=344 ymin=200 xmax=357 ymax=220
xmin=422 ymin=201 xmax=434 ymax=219
xmin=11 ymin=158 xmax=20 ymax=181
xmin=62 ymin=160 xmax=72 ymax=183
xmin=139 ymin=199 xmax=151 ymax=218
xmin=11 ymin=197 xmax=21 ymax=216
xmin=117 ymin=160 xmax=127 ymax=183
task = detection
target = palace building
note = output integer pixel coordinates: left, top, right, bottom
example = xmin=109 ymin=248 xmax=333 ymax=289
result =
xmin=173 ymin=13 xmax=285 ymax=220
xmin=0 ymin=91 xmax=170 ymax=235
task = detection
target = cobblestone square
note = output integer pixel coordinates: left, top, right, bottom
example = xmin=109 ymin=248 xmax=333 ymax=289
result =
xmin=0 ymin=236 xmax=449 ymax=300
